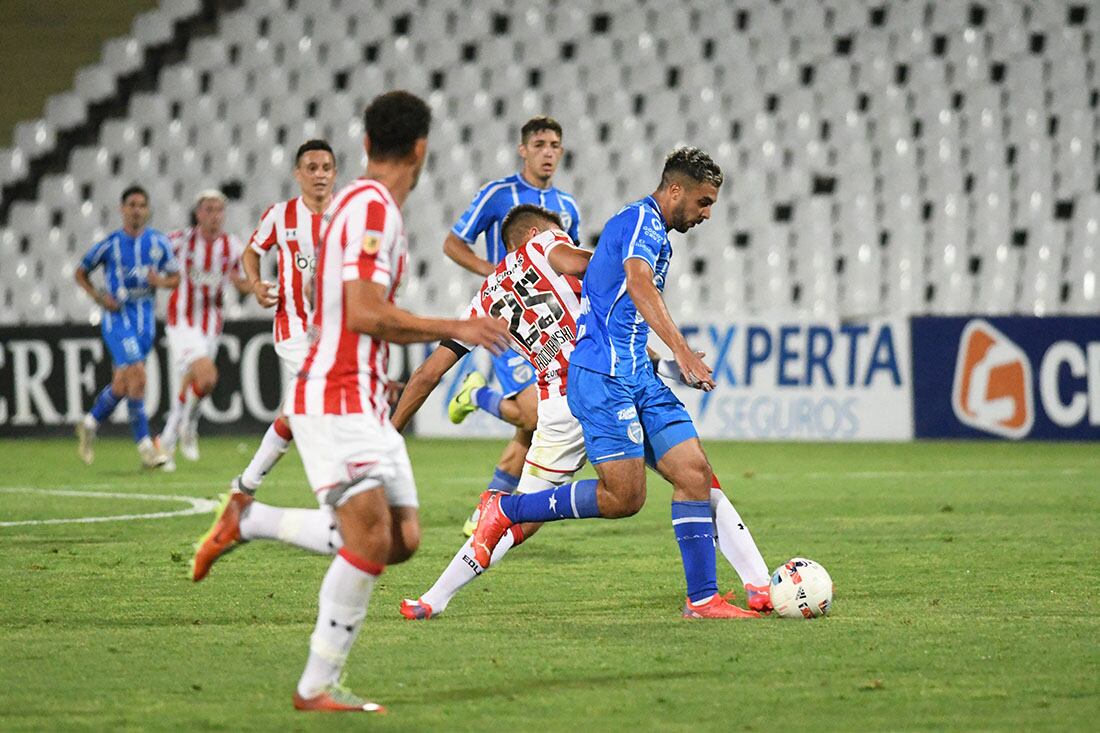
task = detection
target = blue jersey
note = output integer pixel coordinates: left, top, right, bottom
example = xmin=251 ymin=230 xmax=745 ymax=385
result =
xmin=79 ymin=228 xmax=177 ymax=336
xmin=571 ymin=196 xmax=671 ymax=377
xmin=451 ymin=172 xmax=581 ymax=264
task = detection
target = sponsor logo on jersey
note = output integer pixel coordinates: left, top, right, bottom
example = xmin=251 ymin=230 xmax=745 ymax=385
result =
xmin=952 ymin=319 xmax=1034 ymax=439
xmin=617 ymin=406 xmax=637 ymax=421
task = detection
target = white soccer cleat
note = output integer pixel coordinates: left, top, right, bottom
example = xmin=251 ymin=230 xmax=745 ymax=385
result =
xmin=138 ymin=438 xmax=169 ymax=469
xmin=180 ymin=428 xmax=200 ymax=462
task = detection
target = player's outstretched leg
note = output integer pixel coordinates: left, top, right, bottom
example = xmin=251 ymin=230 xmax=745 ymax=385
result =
xmin=709 ymin=475 xmax=772 ymax=613
xmin=235 ymin=417 xmax=294 ymax=495
xmin=471 ymin=477 xmax=603 ymax=567
xmin=401 ymin=524 xmax=531 ymax=620
xmin=192 ymin=491 xmax=253 ymax=582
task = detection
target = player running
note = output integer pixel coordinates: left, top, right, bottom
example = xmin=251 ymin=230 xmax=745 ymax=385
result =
xmin=442 ymin=116 xmax=582 ymax=535
xmin=229 ymin=139 xmax=336 ymax=496
xmin=74 ymin=185 xmax=179 ymax=468
xmin=157 ymin=189 xmax=249 ymax=469
xmin=395 ymin=205 xmax=771 ymax=619
xmin=188 ymin=91 xmax=509 ymax=713
xmin=473 ymin=147 xmax=773 ymax=619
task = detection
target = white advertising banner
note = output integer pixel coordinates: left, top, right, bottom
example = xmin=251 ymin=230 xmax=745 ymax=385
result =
xmin=667 ymin=317 xmax=914 ymax=441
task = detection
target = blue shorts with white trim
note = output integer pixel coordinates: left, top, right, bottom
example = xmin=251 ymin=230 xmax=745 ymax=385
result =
xmin=566 ymin=361 xmax=697 ymax=465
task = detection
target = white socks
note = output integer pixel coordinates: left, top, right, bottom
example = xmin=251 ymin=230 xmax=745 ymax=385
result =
xmin=239 ymin=502 xmax=342 ymax=555
xmin=420 ymin=526 xmax=521 ymax=613
xmin=297 ymin=549 xmax=381 ymax=698
xmin=240 ymin=421 xmax=292 ymax=490
xmin=710 ymin=488 xmax=770 ymax=587
xmin=161 ymin=387 xmax=197 ymax=451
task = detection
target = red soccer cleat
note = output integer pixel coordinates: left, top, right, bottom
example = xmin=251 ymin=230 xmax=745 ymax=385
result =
xmin=744 ymin=583 xmax=774 ymax=613
xmin=191 ymin=491 xmax=252 ymax=582
xmin=470 ymin=490 xmax=514 ymax=568
xmin=683 ymin=594 xmax=762 ymax=619
xmin=293 ymin=684 xmax=386 ymax=713
xmin=398 ymin=597 xmax=435 ymax=620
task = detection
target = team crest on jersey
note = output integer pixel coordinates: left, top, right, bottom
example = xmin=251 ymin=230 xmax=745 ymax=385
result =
xmin=362 ymin=233 xmax=381 ymax=254
xmin=627 ymin=420 xmax=644 ymax=444
xmin=512 ymin=363 xmax=534 ymax=383
xmin=149 ymin=244 xmax=162 ymax=260
xmin=558 ymin=211 xmax=572 ymax=231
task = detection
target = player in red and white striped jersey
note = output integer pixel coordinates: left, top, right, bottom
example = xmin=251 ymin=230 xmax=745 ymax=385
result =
xmin=229 ymin=139 xmax=336 ymax=497
xmin=387 ymin=205 xmax=593 ymax=619
xmin=159 ymin=189 xmax=249 ymax=468
xmin=188 ymin=91 xmax=508 ymax=714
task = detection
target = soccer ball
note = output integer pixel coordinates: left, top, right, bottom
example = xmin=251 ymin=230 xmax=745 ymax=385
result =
xmin=769 ymin=558 xmax=833 ymax=619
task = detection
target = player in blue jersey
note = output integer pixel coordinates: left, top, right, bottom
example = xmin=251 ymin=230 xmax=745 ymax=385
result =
xmin=473 ymin=148 xmax=765 ymax=618
xmin=442 ymin=116 xmax=582 ymax=535
xmin=74 ymin=185 xmax=180 ymax=468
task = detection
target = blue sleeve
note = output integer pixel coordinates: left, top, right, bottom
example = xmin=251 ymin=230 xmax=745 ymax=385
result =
xmin=155 ymin=232 xmax=179 ymax=273
xmin=80 ymin=238 xmax=110 ymax=272
xmin=451 ymin=181 xmax=505 ymax=244
xmin=566 ymin=199 xmax=581 ymax=243
xmin=621 ymin=208 xmax=664 ymax=271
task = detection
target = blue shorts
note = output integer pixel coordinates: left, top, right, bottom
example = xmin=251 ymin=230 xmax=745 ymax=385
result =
xmin=566 ymin=362 xmax=697 ymax=465
xmin=102 ymin=313 xmax=155 ymax=367
xmin=492 ymin=347 xmax=537 ymax=398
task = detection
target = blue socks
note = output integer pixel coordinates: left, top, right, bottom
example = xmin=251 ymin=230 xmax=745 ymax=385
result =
xmin=672 ymin=501 xmax=719 ymax=604
xmin=89 ymin=385 xmax=122 ymax=423
xmin=127 ymin=398 xmax=150 ymax=442
xmin=472 ymin=386 xmax=503 ymax=420
xmin=498 ymin=479 xmax=600 ymax=523
xmin=487 ymin=467 xmax=520 ymax=494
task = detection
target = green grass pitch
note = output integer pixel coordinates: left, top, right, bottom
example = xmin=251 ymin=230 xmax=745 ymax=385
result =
xmin=0 ymin=436 xmax=1097 ymax=731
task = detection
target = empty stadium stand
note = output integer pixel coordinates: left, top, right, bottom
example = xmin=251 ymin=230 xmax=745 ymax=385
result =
xmin=0 ymin=0 xmax=1097 ymax=325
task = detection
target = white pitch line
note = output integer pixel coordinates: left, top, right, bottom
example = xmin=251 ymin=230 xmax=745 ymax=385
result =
xmin=0 ymin=487 xmax=218 ymax=527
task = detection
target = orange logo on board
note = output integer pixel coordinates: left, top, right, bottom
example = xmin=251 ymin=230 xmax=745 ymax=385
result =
xmin=951 ymin=320 xmax=1034 ymax=439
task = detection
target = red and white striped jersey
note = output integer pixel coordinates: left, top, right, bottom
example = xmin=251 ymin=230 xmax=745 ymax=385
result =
xmin=463 ymin=228 xmax=583 ymax=400
xmin=248 ymin=197 xmax=320 ymax=343
xmin=290 ymin=178 xmax=408 ymax=420
xmin=166 ymin=228 xmax=244 ymax=336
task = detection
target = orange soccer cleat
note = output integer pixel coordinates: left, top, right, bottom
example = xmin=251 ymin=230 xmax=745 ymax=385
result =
xmin=191 ymin=491 xmax=252 ymax=582
xmin=743 ymin=583 xmax=774 ymax=614
xmin=398 ymin=598 xmax=435 ymax=620
xmin=683 ymin=594 xmax=762 ymax=619
xmin=470 ymin=490 xmax=514 ymax=568
xmin=293 ymin=683 xmax=386 ymax=713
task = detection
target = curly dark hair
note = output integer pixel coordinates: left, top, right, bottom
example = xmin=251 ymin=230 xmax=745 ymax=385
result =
xmin=658 ymin=147 xmax=724 ymax=189
xmin=363 ymin=91 xmax=432 ymax=160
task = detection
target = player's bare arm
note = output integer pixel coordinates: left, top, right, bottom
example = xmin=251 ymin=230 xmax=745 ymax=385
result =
xmin=390 ymin=346 xmax=460 ymax=432
xmin=442 ymin=231 xmax=495 ymax=277
xmin=74 ymin=267 xmax=119 ymax=311
xmin=345 ymin=279 xmax=509 ymax=352
xmin=241 ymin=246 xmax=278 ymax=308
xmin=624 ymin=258 xmax=714 ymax=390
xmin=546 ymin=244 xmax=591 ymax=277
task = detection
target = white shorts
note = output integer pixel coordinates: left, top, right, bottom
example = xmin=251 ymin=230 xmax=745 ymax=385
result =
xmin=275 ymin=334 xmax=310 ymax=394
xmin=519 ymin=394 xmax=587 ymax=492
xmin=166 ymin=325 xmax=219 ymax=375
xmin=289 ymin=413 xmax=418 ymax=509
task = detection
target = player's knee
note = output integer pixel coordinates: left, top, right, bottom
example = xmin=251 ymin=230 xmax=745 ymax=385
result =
xmin=126 ymin=367 xmax=146 ymax=397
xmin=602 ymin=482 xmax=646 ymax=518
xmin=390 ymin=523 xmax=420 ymax=563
